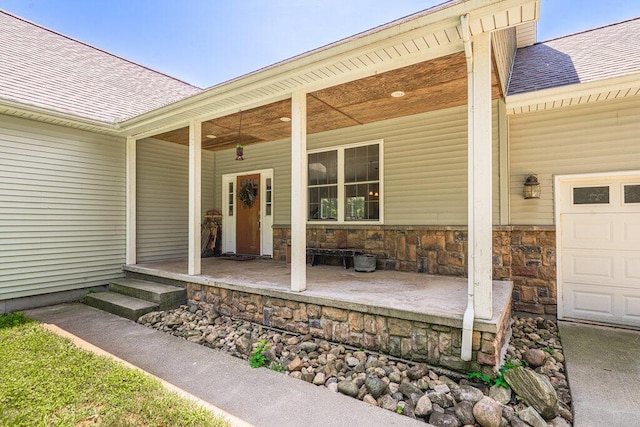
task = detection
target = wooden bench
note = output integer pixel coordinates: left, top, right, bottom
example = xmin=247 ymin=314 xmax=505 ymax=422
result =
xmin=306 ymin=248 xmax=362 ymax=269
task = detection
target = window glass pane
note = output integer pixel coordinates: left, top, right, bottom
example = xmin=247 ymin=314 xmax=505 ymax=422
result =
xmin=308 ymin=185 xmax=337 ymax=220
xmin=573 ymin=186 xmax=609 ymax=204
xmin=308 ymin=151 xmax=337 ymax=185
xmin=345 ymin=183 xmax=379 ymax=220
xmin=345 ymin=144 xmax=379 ymax=183
xmin=624 ymin=185 xmax=640 ymax=204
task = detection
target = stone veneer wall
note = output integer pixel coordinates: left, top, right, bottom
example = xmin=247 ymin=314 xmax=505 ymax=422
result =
xmin=273 ymin=225 xmax=556 ymax=316
xmin=186 ymin=282 xmax=511 ymax=375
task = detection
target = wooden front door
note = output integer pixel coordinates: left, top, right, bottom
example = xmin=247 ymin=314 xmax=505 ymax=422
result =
xmin=236 ymin=174 xmax=260 ymax=255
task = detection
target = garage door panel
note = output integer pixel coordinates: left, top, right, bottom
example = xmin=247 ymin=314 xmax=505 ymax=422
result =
xmin=624 ymin=222 xmax=640 ymax=243
xmin=562 ymin=216 xmax=613 ymax=247
xmin=623 ymin=294 xmax=640 ymax=321
xmin=563 ymin=250 xmax=614 ymax=282
xmin=564 ymin=283 xmax=615 ymax=316
xmin=624 ymin=257 xmax=640 ymax=282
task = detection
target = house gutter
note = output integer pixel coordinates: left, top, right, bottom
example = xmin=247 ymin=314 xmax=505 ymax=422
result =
xmin=460 ymin=13 xmax=474 ymax=362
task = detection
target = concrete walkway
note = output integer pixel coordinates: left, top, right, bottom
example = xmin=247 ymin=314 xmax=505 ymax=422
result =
xmin=559 ymin=321 xmax=640 ymax=427
xmin=26 ymin=303 xmax=423 ymax=427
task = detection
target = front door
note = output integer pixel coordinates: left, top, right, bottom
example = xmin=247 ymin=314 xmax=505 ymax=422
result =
xmin=236 ymin=174 xmax=260 ymax=255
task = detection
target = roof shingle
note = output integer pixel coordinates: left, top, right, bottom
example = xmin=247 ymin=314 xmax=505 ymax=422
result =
xmin=0 ymin=11 xmax=202 ymax=123
xmin=508 ymin=18 xmax=640 ymax=96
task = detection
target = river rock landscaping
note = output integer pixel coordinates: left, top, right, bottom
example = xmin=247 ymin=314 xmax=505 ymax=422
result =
xmin=139 ymin=302 xmax=572 ymax=426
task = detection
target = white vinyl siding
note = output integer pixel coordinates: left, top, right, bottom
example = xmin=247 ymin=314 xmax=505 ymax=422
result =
xmin=492 ymin=27 xmax=517 ymax=96
xmin=309 ymin=104 xmax=501 ymax=225
xmin=215 ymin=139 xmax=291 ymax=225
xmin=510 ymin=96 xmax=640 ymax=225
xmin=0 ymin=115 xmax=125 ymax=300
xmin=136 ymin=138 xmax=214 ymax=262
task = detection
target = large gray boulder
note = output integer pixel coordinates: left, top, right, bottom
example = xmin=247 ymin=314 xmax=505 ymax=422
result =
xmin=504 ymin=366 xmax=559 ymax=420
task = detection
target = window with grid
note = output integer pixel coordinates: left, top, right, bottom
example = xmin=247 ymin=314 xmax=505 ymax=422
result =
xmin=308 ymin=141 xmax=381 ymax=223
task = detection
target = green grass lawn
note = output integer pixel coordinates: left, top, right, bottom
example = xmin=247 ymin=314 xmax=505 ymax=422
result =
xmin=0 ymin=312 xmax=230 ymax=427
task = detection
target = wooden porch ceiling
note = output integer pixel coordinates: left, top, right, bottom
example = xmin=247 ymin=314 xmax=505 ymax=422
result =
xmin=152 ymin=52 xmax=501 ymax=151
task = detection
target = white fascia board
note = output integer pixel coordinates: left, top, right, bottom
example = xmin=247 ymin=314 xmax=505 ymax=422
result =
xmin=119 ymin=0 xmax=537 ymax=138
xmin=505 ymin=73 xmax=640 ymax=114
xmin=0 ymin=98 xmax=119 ymax=135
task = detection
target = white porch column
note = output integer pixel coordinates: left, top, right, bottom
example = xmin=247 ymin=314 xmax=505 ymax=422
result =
xmin=125 ymin=136 xmax=137 ymax=265
xmin=188 ymin=119 xmax=202 ymax=275
xmin=290 ymin=91 xmax=308 ymax=292
xmin=469 ymin=31 xmax=493 ymax=320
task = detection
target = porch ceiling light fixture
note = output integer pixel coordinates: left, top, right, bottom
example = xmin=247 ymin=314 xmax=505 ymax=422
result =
xmin=523 ymin=174 xmax=541 ymax=199
xmin=235 ymin=110 xmax=244 ymax=161
xmin=279 ymin=117 xmax=291 ymax=122
xmin=205 ymin=134 xmax=216 ymax=139
xmin=390 ymin=91 xmax=405 ymax=98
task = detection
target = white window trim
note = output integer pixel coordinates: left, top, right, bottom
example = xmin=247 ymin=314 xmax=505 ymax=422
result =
xmin=307 ymin=139 xmax=384 ymax=225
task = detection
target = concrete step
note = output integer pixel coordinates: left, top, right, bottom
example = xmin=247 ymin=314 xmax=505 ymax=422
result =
xmin=83 ymin=292 xmax=159 ymax=321
xmin=109 ymin=279 xmax=186 ymax=311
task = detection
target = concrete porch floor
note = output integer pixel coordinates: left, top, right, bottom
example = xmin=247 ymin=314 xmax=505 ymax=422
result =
xmin=125 ymin=257 xmax=512 ymax=332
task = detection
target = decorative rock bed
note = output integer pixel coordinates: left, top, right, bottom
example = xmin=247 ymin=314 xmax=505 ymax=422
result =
xmin=139 ymin=303 xmax=572 ymax=426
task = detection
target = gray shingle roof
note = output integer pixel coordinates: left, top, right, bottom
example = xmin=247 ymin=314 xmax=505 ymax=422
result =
xmin=508 ymin=18 xmax=640 ymax=96
xmin=0 ymin=11 xmax=202 ymax=123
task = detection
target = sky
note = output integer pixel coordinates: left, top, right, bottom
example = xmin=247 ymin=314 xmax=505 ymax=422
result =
xmin=1 ymin=0 xmax=639 ymax=89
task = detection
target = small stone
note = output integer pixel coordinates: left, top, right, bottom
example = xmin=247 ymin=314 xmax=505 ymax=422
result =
xmin=379 ymin=394 xmax=399 ymax=411
xmin=452 ymin=385 xmax=485 ymax=403
xmin=365 ymin=374 xmax=388 ymax=399
xmin=472 ymin=397 xmax=502 ymax=427
xmin=346 ymin=356 xmax=360 ymax=367
xmin=287 ymin=356 xmax=303 ymax=372
xmin=433 ymin=383 xmax=451 ymax=394
xmin=298 ymin=341 xmax=318 ymax=353
xmin=399 ymin=381 xmax=423 ymax=399
xmin=286 ymin=336 xmax=300 ymax=346
xmin=428 ymin=411 xmax=461 ymax=427
xmin=454 ymin=400 xmax=475 ymax=425
xmin=523 ymin=349 xmax=546 ymax=367
xmin=327 ymin=382 xmax=338 ymax=392
xmin=428 ymin=391 xmax=454 ymax=408
xmin=548 ymin=416 xmax=571 ymax=427
xmin=489 ymin=385 xmax=511 ymax=405
xmin=363 ymin=394 xmax=378 ymax=406
xmin=337 ymin=380 xmax=359 ymax=397
xmin=414 ymin=395 xmax=433 ymax=417
xmin=235 ymin=334 xmax=252 ymax=355
xmin=517 ymin=406 xmax=547 ymax=427
xmin=312 ymin=372 xmax=326 ymax=385
xmin=389 ymin=371 xmax=402 ymax=383
xmin=407 ymin=363 xmax=429 ymax=380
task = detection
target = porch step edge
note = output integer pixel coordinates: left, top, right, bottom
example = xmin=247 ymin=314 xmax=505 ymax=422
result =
xmin=83 ymin=292 xmax=159 ymax=321
xmin=109 ymin=279 xmax=186 ymax=311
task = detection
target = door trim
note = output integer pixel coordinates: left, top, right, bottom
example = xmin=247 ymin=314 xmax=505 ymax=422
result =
xmin=555 ymin=170 xmax=640 ymax=321
xmin=222 ymin=168 xmax=274 ymax=256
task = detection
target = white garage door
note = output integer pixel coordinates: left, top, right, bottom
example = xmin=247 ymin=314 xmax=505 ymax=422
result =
xmin=558 ymin=173 xmax=640 ymax=327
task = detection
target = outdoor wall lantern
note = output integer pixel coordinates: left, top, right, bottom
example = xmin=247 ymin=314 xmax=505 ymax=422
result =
xmin=523 ymin=174 xmax=541 ymax=199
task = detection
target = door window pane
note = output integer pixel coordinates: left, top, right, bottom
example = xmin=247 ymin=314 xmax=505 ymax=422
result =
xmin=624 ymin=185 xmax=640 ymax=204
xmin=573 ymin=186 xmax=609 ymax=205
